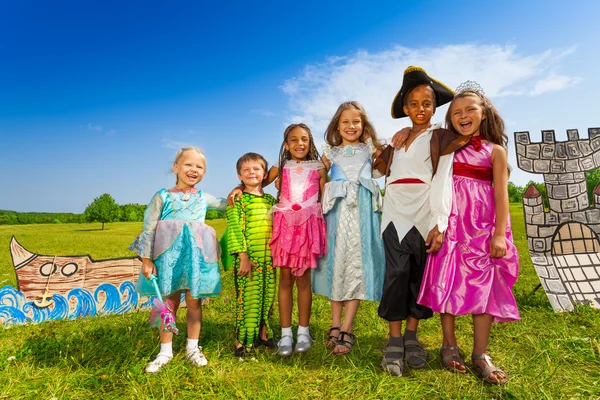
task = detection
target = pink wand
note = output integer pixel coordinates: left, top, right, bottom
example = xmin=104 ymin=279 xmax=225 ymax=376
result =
xmin=149 ymin=275 xmax=179 ymax=335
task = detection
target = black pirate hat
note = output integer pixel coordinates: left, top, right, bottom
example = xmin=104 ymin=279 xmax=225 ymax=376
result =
xmin=391 ymin=66 xmax=454 ymax=119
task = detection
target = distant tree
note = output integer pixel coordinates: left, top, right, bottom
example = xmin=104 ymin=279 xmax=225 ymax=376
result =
xmin=507 ymin=181 xmax=525 ymax=203
xmin=84 ymin=193 xmax=122 ymax=230
xmin=120 ymin=203 xmax=146 ymax=222
xmin=586 ymin=169 xmax=600 ymax=205
xmin=205 ymin=209 xmax=225 ymax=220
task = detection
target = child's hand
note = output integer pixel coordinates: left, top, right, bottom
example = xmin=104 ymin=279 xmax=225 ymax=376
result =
xmin=227 ymin=188 xmax=243 ymax=206
xmin=274 ymin=177 xmax=281 ymax=191
xmin=238 ymin=253 xmax=255 ymax=280
xmin=391 ymin=127 xmax=411 ymax=148
xmin=490 ymin=235 xmax=507 ymax=258
xmin=425 ymin=225 xmax=444 ymax=253
xmin=141 ymin=258 xmax=156 ymax=279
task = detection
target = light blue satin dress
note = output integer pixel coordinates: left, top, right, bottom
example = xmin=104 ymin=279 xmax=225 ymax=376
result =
xmin=129 ymin=189 xmax=226 ymax=299
xmin=312 ymin=139 xmax=386 ymax=301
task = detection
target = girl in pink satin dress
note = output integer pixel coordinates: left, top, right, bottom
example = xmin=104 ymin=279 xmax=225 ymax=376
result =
xmin=269 ymin=124 xmax=327 ymax=356
xmin=417 ymin=81 xmax=519 ymax=385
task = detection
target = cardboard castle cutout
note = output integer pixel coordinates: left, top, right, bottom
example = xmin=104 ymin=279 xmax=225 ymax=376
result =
xmin=515 ymin=128 xmax=600 ymax=311
xmin=0 ymin=237 xmax=151 ymax=326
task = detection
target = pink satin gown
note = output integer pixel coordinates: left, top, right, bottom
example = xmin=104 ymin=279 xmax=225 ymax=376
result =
xmin=417 ymin=139 xmax=520 ymax=322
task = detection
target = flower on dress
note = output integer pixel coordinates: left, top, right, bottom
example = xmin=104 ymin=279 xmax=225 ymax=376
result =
xmin=291 ymin=203 xmax=302 ymax=211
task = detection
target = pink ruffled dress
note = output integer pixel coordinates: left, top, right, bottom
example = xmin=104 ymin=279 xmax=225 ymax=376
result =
xmin=270 ymin=160 xmax=327 ymax=276
xmin=417 ymin=139 xmax=520 ymax=322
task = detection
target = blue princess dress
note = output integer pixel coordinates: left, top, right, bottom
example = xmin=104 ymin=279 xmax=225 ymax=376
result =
xmin=312 ymin=139 xmax=386 ymax=301
xmin=129 ymin=188 xmax=227 ymax=299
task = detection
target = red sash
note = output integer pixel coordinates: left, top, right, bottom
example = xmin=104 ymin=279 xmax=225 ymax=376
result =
xmin=453 ymin=162 xmax=493 ymax=182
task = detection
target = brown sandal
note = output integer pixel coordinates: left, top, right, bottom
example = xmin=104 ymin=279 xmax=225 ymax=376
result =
xmin=471 ymin=354 xmax=508 ymax=384
xmin=440 ymin=345 xmax=466 ymax=373
xmin=333 ymin=331 xmax=355 ymax=355
xmin=326 ymin=327 xmax=340 ymax=348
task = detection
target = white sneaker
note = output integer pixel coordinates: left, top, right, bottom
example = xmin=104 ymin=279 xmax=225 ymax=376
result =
xmin=186 ymin=346 xmax=208 ymax=367
xmin=145 ymin=353 xmax=172 ymax=373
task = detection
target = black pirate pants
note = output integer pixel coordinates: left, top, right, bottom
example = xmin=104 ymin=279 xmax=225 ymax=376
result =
xmin=378 ymin=223 xmax=433 ymax=321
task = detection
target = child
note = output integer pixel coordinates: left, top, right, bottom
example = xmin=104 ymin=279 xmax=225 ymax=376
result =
xmin=225 ymin=152 xmax=277 ymax=357
xmin=227 ymin=123 xmax=327 ymax=356
xmin=270 ymin=123 xmax=327 ymax=356
xmin=312 ymin=101 xmax=386 ymax=355
xmin=129 ymin=147 xmax=226 ymax=373
xmin=417 ymin=81 xmax=519 ymax=384
xmin=376 ymin=66 xmax=467 ymax=377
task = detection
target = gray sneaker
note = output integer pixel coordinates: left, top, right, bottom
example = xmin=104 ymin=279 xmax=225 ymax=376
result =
xmin=276 ymin=335 xmax=293 ymax=357
xmin=294 ymin=333 xmax=314 ymax=353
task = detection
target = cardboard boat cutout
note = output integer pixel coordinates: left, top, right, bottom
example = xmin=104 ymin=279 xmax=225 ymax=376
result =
xmin=0 ymin=236 xmax=151 ymax=326
xmin=516 ymin=128 xmax=600 ymax=311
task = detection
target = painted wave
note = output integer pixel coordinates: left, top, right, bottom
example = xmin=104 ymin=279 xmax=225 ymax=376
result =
xmin=0 ymin=282 xmax=153 ymax=326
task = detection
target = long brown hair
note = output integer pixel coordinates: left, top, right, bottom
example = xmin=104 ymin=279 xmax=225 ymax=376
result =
xmin=324 ymin=101 xmax=382 ymax=148
xmin=276 ymin=123 xmax=320 ymax=200
xmin=445 ymin=92 xmax=508 ymax=147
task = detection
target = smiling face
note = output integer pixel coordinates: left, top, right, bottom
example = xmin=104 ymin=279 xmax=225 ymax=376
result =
xmin=237 ymin=160 xmax=266 ymax=189
xmin=450 ymin=94 xmax=486 ymax=136
xmin=403 ymin=84 xmax=435 ymax=127
xmin=337 ymin=108 xmax=363 ymax=145
xmin=284 ymin=126 xmax=311 ymax=161
xmin=173 ymin=150 xmax=206 ymax=188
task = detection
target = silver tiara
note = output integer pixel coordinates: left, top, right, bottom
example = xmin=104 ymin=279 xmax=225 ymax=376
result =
xmin=455 ymin=80 xmax=485 ymax=96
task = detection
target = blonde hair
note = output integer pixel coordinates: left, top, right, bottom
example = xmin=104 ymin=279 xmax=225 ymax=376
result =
xmin=324 ymin=101 xmax=382 ymax=148
xmin=173 ymin=147 xmax=206 ymax=183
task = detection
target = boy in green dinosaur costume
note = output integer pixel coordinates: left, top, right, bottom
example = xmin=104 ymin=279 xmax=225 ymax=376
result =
xmin=225 ymin=152 xmax=277 ymax=357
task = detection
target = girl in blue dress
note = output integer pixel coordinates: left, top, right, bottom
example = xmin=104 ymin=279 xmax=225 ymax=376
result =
xmin=312 ymin=101 xmax=386 ymax=355
xmin=129 ymin=147 xmax=226 ymax=373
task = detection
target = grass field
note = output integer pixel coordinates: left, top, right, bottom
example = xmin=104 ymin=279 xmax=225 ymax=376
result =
xmin=0 ymin=205 xmax=599 ymax=399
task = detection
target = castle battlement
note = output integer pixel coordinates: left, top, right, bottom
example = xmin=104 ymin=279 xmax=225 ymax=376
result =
xmin=516 ymin=128 xmax=600 ymax=312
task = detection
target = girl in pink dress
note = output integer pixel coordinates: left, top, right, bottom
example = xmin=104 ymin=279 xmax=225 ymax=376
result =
xmin=269 ymin=123 xmax=327 ymax=356
xmin=417 ymin=81 xmax=519 ymax=384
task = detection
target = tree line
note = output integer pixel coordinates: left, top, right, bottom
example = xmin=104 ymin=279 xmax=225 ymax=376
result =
xmin=4 ymin=173 xmax=600 ymax=227
xmin=0 ymin=193 xmax=225 ymax=227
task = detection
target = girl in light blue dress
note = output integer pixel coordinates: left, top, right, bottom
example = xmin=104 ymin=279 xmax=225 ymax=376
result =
xmin=129 ymin=146 xmax=226 ymax=373
xmin=312 ymin=101 xmax=386 ymax=355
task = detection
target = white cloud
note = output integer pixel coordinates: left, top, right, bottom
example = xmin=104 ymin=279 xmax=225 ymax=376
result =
xmin=281 ymin=44 xmax=580 ymax=141
xmin=87 ymin=123 xmax=102 ymax=132
xmin=251 ymin=109 xmax=275 ymax=117
xmin=162 ymin=139 xmax=191 ymax=149
xmin=530 ymin=73 xmax=582 ymax=96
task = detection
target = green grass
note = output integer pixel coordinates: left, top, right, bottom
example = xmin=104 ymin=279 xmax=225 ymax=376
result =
xmin=0 ymin=213 xmax=599 ymax=399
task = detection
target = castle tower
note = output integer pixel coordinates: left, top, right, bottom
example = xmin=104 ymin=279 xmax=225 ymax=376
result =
xmin=516 ymin=128 xmax=600 ymax=311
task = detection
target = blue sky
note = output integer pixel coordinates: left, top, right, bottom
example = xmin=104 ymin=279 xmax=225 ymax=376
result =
xmin=1 ymin=1 xmax=599 ymax=212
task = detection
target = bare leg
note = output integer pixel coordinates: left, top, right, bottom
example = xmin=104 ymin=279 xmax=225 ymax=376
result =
xmin=441 ymin=313 xmax=457 ymax=346
xmin=185 ymin=291 xmax=202 ymax=340
xmin=472 ymin=313 xmax=506 ymax=383
xmin=405 ymin=316 xmax=419 ymax=332
xmin=389 ymin=320 xmax=403 ymax=338
xmin=334 ymin=299 xmax=360 ymax=354
xmin=440 ymin=313 xmax=466 ymax=372
xmin=340 ymin=300 xmax=360 ymax=333
xmin=472 ymin=313 xmax=493 ymax=355
xmin=331 ymin=300 xmax=343 ymax=329
xmin=278 ymin=268 xmax=294 ymax=329
xmin=295 ymin=270 xmax=312 ymax=327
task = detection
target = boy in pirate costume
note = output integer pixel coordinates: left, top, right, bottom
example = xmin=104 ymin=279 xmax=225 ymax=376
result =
xmin=224 ymin=152 xmax=278 ymax=357
xmin=374 ymin=66 xmax=468 ymax=377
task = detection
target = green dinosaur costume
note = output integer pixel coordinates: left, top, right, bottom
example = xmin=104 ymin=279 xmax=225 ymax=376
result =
xmin=225 ymin=192 xmax=277 ymax=348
